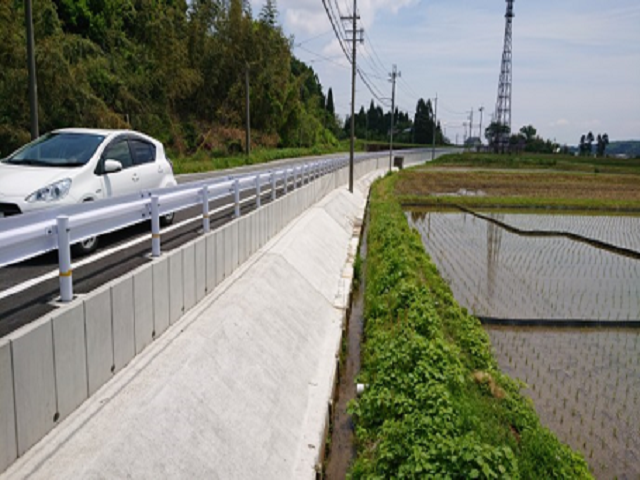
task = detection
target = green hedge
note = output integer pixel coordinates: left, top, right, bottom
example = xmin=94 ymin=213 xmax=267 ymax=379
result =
xmin=348 ymin=174 xmax=592 ymax=479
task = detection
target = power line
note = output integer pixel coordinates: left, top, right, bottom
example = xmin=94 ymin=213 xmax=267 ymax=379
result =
xmin=296 ymin=30 xmax=333 ymax=45
xmin=320 ymin=0 xmax=352 ymax=63
xmin=296 ymin=44 xmax=350 ymax=68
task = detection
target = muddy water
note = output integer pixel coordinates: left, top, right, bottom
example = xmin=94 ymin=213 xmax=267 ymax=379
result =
xmin=487 ymin=327 xmax=640 ymax=480
xmin=484 ymin=212 xmax=640 ymax=253
xmin=407 ymin=211 xmax=640 ymax=322
xmin=407 ymin=209 xmax=640 ymax=479
xmin=324 ymin=219 xmax=367 ymax=478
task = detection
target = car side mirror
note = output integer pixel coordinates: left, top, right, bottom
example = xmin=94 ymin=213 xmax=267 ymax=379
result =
xmin=104 ymin=159 xmax=123 ymax=173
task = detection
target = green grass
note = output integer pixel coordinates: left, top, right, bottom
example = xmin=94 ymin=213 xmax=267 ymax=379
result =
xmin=430 ymin=152 xmax=640 ymax=175
xmin=348 ymin=174 xmax=592 ymax=479
xmin=398 ymin=193 xmax=640 ymax=212
xmin=168 ymin=143 xmax=354 ymax=175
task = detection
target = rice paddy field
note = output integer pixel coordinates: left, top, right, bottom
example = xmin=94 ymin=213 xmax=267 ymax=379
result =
xmin=407 ymin=211 xmax=640 ymax=322
xmin=406 ymin=210 xmax=640 ymax=479
xmin=484 ymin=212 xmax=640 ymax=253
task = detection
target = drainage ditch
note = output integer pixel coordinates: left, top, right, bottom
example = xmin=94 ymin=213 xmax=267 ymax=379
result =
xmin=323 ymin=208 xmax=368 ymax=479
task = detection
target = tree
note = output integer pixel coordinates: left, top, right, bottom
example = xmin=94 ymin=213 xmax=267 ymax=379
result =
xmin=259 ymin=0 xmax=277 ymax=27
xmin=579 ymin=134 xmax=586 ymax=156
xmin=413 ymin=98 xmax=433 ymax=144
xmin=485 ymin=122 xmax=510 ymax=146
xmin=596 ymin=133 xmax=610 ymax=157
xmin=586 ymin=131 xmax=594 ymax=155
xmin=519 ymin=125 xmax=537 ymax=142
xmin=325 ymin=88 xmax=335 ymax=116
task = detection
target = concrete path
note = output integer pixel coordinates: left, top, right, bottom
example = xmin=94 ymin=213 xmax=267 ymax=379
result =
xmin=1 ymin=170 xmax=384 ymax=480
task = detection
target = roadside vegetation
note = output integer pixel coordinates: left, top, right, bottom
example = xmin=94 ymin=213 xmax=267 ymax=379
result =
xmin=1 ymin=0 xmax=444 ymax=168
xmin=348 ymin=174 xmax=592 ymax=478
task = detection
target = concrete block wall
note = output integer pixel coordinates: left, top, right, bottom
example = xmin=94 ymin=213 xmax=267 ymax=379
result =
xmin=0 ymin=153 xmax=395 ymax=474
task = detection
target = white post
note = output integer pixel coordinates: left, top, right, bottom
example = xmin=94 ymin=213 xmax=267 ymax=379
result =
xmin=57 ymin=216 xmax=73 ymax=303
xmin=151 ymin=195 xmax=161 ymax=257
xmin=202 ymin=186 xmax=210 ymax=233
xmin=270 ymin=173 xmax=276 ymax=201
xmin=234 ymin=179 xmax=240 ymax=218
xmin=255 ymin=174 xmax=261 ymax=208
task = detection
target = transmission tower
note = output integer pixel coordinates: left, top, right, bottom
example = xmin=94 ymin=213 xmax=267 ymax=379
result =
xmin=493 ymin=0 xmax=514 ymax=150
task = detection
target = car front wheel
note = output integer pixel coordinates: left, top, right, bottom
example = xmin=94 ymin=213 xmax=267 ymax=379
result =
xmin=160 ymin=212 xmax=175 ymax=226
xmin=72 ymin=235 xmax=99 ymax=256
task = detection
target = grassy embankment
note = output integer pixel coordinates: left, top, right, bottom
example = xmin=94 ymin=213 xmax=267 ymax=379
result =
xmin=168 ymin=140 xmax=437 ymax=175
xmin=348 ymin=173 xmax=592 ymax=478
xmin=398 ymin=152 xmax=640 ymax=211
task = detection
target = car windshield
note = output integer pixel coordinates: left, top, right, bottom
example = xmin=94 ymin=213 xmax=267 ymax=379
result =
xmin=2 ymin=132 xmax=105 ymax=167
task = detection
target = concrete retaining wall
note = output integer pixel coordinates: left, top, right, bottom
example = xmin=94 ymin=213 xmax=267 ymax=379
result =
xmin=0 ymin=153 xmax=419 ymax=474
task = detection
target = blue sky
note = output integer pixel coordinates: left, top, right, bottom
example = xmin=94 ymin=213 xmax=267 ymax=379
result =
xmin=250 ymin=0 xmax=640 ymax=145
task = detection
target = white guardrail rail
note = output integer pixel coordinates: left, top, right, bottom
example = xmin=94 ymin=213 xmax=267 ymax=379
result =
xmin=0 ymin=152 xmax=394 ymax=302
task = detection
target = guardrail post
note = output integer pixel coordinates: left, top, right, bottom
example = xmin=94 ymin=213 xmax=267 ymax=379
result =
xmin=151 ymin=195 xmax=161 ymax=257
xmin=255 ymin=174 xmax=261 ymax=208
xmin=201 ymin=187 xmax=210 ymax=233
xmin=234 ymin=179 xmax=240 ymax=218
xmin=57 ymin=215 xmax=73 ymax=303
xmin=270 ymin=173 xmax=276 ymax=201
xmin=284 ymin=169 xmax=289 ymax=193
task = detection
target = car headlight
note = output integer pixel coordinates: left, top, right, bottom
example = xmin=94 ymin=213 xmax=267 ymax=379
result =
xmin=26 ymin=178 xmax=72 ymax=203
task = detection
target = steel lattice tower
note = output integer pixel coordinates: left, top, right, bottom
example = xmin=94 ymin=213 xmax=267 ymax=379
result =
xmin=493 ymin=0 xmax=514 ymax=147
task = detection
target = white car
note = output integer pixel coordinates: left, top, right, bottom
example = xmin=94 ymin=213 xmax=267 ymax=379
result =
xmin=0 ymin=128 xmax=177 ymax=253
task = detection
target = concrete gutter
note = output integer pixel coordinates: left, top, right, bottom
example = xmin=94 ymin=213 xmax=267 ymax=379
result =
xmin=0 ymin=169 xmax=385 ymax=479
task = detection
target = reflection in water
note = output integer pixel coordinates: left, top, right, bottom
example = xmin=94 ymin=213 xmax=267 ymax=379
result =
xmin=486 ymin=215 xmax=503 ymax=301
xmin=406 ymin=210 xmax=640 ymax=322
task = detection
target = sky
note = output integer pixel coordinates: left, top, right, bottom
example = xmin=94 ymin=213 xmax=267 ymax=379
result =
xmin=249 ymin=0 xmax=640 ymax=145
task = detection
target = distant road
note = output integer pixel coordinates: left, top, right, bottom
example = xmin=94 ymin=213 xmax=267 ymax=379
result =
xmin=0 ymin=148 xmax=455 ymax=337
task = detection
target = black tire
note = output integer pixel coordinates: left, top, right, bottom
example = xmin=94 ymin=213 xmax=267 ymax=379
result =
xmin=71 ymin=236 xmax=99 ymax=256
xmin=160 ymin=211 xmax=175 ymax=226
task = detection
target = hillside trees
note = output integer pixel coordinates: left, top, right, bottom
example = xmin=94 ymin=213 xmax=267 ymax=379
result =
xmin=0 ymin=0 xmax=338 ymax=156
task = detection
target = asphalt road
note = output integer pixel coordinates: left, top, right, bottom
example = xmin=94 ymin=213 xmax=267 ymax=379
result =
xmin=0 ymin=149 xmax=448 ymax=337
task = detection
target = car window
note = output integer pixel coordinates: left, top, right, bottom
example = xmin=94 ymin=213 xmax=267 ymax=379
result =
xmin=3 ymin=133 xmax=104 ymax=167
xmin=103 ymin=140 xmax=133 ymax=169
xmin=129 ymin=139 xmax=156 ymax=165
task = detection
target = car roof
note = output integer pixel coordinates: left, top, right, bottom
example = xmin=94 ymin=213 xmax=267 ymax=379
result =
xmin=52 ymin=128 xmax=132 ymax=136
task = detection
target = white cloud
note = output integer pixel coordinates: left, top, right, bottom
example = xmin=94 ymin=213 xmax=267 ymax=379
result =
xmin=247 ymin=0 xmax=640 ymax=144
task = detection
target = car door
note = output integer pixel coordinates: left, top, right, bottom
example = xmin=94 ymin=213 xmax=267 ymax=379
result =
xmin=100 ymin=137 xmax=138 ymax=198
xmin=128 ymin=137 xmax=164 ymax=191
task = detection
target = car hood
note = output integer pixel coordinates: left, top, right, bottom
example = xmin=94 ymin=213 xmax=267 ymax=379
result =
xmin=0 ymin=163 xmax=77 ymax=197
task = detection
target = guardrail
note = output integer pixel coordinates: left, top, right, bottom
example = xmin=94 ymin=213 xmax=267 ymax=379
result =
xmin=0 ymin=153 xmax=380 ymax=302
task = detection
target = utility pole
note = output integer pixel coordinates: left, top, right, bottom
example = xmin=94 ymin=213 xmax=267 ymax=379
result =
xmin=431 ymin=94 xmax=438 ymax=161
xmin=245 ymin=65 xmax=251 ymax=156
xmin=388 ymin=65 xmax=399 ymax=172
xmin=478 ymin=106 xmax=485 ymax=143
xmin=469 ymin=109 xmax=474 ymax=140
xmin=342 ymin=1 xmax=361 ymax=193
xmin=25 ymin=0 xmax=39 ymax=139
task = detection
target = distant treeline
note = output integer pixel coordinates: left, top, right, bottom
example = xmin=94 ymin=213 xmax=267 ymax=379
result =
xmin=346 ymin=98 xmax=445 ymax=145
xmin=0 ymin=0 xmax=342 ymax=156
xmin=606 ymin=141 xmax=640 ymax=158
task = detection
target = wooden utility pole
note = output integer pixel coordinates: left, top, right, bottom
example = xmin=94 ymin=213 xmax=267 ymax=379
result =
xmin=25 ymin=0 xmax=38 ymax=139
xmin=431 ymin=94 xmax=438 ymax=161
xmin=343 ymin=1 xmax=360 ymax=193
xmin=388 ymin=65 xmax=399 ymax=172
xmin=245 ymin=65 xmax=251 ymax=156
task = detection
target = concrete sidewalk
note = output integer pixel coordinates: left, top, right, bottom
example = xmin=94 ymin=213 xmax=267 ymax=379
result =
xmin=1 ymin=170 xmax=384 ymax=480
